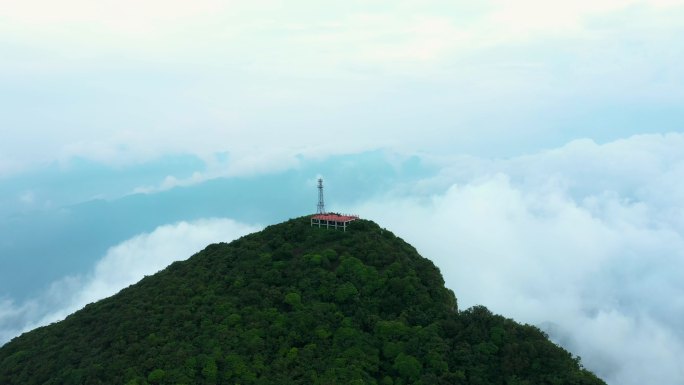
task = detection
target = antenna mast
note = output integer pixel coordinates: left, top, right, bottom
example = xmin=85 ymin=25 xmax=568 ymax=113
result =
xmin=317 ymin=178 xmax=326 ymax=214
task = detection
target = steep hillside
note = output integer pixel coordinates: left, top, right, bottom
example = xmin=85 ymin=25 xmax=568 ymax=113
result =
xmin=0 ymin=217 xmax=605 ymax=385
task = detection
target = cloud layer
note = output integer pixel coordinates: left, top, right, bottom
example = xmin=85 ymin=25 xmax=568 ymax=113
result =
xmin=2 ymin=1 xmax=683 ymax=176
xmin=1 ymin=134 xmax=683 ymax=384
xmin=354 ymin=133 xmax=684 ymax=385
xmin=0 ymin=218 xmax=259 ymax=345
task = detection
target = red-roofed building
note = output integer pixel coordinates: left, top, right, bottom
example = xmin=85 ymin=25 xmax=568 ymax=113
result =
xmin=310 ymin=213 xmax=359 ymax=231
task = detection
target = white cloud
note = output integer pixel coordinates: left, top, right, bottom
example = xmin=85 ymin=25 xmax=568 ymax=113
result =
xmin=131 ymin=148 xmax=307 ymax=194
xmin=351 ymin=133 xmax=684 ymax=385
xmin=0 ymin=0 xmax=227 ymax=36
xmin=0 ymin=217 xmax=260 ymax=345
xmin=1 ymin=0 xmax=683 ymax=178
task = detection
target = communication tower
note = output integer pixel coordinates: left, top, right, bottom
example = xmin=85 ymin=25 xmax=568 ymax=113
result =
xmin=317 ymin=178 xmax=325 ymax=214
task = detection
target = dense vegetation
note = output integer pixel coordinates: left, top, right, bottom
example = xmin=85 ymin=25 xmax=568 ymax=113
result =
xmin=0 ymin=217 xmax=605 ymax=385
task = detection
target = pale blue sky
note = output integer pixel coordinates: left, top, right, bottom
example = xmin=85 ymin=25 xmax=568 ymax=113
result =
xmin=1 ymin=1 xmax=684 ymax=384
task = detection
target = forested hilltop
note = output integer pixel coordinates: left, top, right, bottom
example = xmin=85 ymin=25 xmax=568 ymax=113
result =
xmin=0 ymin=217 xmax=605 ymax=385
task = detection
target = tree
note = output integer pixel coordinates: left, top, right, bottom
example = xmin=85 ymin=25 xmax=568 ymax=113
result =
xmin=147 ymin=369 xmax=166 ymax=384
xmin=285 ymin=292 xmax=302 ymax=309
xmin=393 ymin=353 xmax=422 ymax=381
xmin=335 ymin=282 xmax=359 ymax=302
xmin=202 ymin=358 xmax=218 ymax=384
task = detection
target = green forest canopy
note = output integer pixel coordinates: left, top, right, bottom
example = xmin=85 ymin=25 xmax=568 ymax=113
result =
xmin=0 ymin=217 xmax=606 ymax=385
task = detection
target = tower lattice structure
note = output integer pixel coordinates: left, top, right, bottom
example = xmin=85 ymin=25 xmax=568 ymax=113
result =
xmin=317 ymin=178 xmax=326 ymax=214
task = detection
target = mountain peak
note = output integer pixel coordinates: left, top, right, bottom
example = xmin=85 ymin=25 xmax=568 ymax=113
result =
xmin=0 ymin=216 xmax=605 ymax=385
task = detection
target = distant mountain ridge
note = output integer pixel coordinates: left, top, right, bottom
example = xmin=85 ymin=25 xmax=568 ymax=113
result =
xmin=0 ymin=217 xmax=606 ymax=385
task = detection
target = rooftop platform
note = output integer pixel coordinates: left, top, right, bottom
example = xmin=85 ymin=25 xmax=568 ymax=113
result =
xmin=311 ymin=213 xmax=359 ymax=231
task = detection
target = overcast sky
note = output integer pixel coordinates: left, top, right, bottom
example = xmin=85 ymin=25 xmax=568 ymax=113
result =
xmin=1 ymin=1 xmax=684 ymax=384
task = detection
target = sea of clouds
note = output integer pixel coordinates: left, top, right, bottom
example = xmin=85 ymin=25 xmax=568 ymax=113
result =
xmin=1 ymin=134 xmax=682 ymax=385
xmin=355 ymin=133 xmax=684 ymax=385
